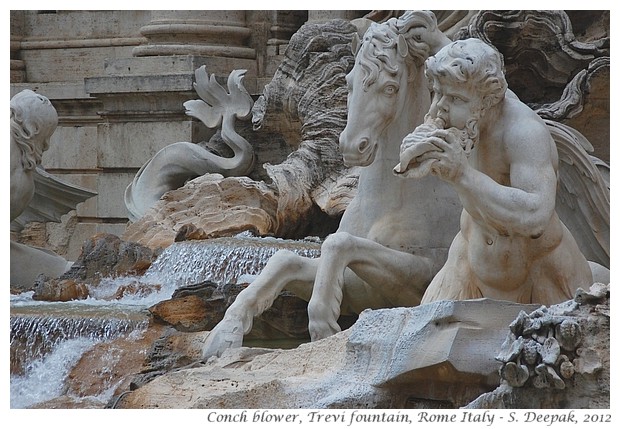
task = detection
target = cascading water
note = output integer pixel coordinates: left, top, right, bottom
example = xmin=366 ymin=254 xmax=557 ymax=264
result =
xmin=146 ymin=235 xmax=321 ymax=287
xmin=10 ymin=234 xmax=321 ymax=408
xmin=10 ymin=297 xmax=151 ymax=408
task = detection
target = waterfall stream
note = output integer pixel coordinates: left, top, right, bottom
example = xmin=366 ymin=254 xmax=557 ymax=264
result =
xmin=10 ymin=235 xmax=321 ymax=408
xmin=146 ymin=235 xmax=321 ymax=286
xmin=10 ymin=298 xmax=151 ymax=408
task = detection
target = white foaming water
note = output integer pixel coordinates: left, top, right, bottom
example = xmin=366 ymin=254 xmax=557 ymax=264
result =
xmin=10 ymin=301 xmax=150 ymax=409
xmin=74 ymin=236 xmax=321 ymax=307
xmin=85 ymin=273 xmax=177 ymax=307
xmin=10 ymin=337 xmax=97 ymax=408
xmin=145 ymin=236 xmax=321 ymax=287
xmin=10 ymin=235 xmax=322 ymax=408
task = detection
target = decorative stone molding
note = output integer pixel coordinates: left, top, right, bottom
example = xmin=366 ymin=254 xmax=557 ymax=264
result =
xmin=267 ymin=11 xmax=307 ymax=47
xmin=133 ymin=11 xmax=255 ymax=59
xmin=10 ymin=11 xmax=26 ymax=83
xmin=307 ymin=11 xmax=368 ymax=23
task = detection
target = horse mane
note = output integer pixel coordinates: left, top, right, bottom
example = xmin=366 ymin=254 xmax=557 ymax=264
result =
xmin=357 ymin=11 xmax=437 ymax=90
xmin=357 ymin=22 xmax=400 ymax=89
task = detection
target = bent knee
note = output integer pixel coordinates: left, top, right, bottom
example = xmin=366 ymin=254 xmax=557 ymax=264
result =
xmin=267 ymin=249 xmax=305 ymax=269
xmin=321 ymin=232 xmax=354 ymax=254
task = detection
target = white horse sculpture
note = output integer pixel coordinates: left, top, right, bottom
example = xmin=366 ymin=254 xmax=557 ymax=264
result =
xmin=201 ymin=11 xmax=461 ymax=359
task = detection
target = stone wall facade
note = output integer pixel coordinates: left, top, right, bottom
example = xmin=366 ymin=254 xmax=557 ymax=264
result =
xmin=10 ymin=10 xmax=370 ymax=259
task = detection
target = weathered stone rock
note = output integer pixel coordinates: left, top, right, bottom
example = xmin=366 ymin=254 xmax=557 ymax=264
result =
xmin=113 ymin=281 xmax=161 ymax=300
xmin=29 ymin=323 xmax=166 ymax=409
xmin=117 ymin=330 xmax=349 ymax=409
xmin=174 ymin=223 xmax=209 ymax=242
xmin=115 ymin=298 xmax=537 ymax=409
xmin=148 ymin=281 xmax=238 ymax=331
xmin=124 ymin=328 xmax=209 ymax=393
xmin=149 ymin=292 xmax=216 ymax=333
xmin=66 ymin=323 xmax=165 ymax=398
xmin=122 ymin=174 xmax=280 ymax=249
xmin=31 ymin=396 xmax=110 ymax=409
xmin=25 ymin=233 xmax=162 ymax=301
xmin=349 ymin=300 xmax=541 ymax=404
xmin=60 ymin=233 xmax=160 ymax=285
xmin=32 ymin=278 xmax=89 ymax=302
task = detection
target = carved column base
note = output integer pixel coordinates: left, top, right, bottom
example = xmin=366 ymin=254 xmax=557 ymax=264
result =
xmin=133 ymin=24 xmax=254 ymax=58
xmin=133 ymin=12 xmax=255 ymax=59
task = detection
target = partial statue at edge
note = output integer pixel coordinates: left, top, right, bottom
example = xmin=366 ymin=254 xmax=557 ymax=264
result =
xmin=395 ymin=37 xmax=605 ymax=303
xmin=10 ymin=89 xmax=96 ymax=288
xmin=11 ymin=90 xmax=57 ymax=221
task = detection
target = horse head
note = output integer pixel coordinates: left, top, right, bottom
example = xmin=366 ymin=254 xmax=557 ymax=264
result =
xmin=339 ymin=11 xmax=448 ymax=167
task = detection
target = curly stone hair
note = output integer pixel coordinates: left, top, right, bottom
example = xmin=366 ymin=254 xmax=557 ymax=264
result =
xmin=10 ymin=89 xmax=58 ymax=171
xmin=425 ymin=38 xmax=508 ymax=112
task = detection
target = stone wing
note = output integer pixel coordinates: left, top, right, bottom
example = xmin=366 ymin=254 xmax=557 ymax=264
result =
xmin=11 ymin=167 xmax=97 ymax=233
xmin=547 ymin=120 xmax=610 ymax=268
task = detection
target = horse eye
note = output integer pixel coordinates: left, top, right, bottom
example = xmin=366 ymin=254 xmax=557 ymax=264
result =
xmin=384 ymin=85 xmax=398 ymax=95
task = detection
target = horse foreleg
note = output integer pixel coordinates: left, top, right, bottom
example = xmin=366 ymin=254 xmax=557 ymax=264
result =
xmin=201 ymin=249 xmax=318 ymax=360
xmin=307 ymin=232 xmax=434 ymax=341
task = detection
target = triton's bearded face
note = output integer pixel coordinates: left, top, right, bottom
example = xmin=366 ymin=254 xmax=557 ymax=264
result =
xmin=425 ymin=81 xmax=482 ymax=156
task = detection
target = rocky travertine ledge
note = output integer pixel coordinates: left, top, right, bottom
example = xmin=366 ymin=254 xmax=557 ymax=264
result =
xmin=114 ymin=284 xmax=609 ymax=409
xmin=115 ymin=299 xmax=540 ymax=408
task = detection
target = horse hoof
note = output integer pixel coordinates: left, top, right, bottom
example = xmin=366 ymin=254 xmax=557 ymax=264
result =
xmin=201 ymin=318 xmax=244 ymax=361
xmin=308 ymin=319 xmax=341 ymax=342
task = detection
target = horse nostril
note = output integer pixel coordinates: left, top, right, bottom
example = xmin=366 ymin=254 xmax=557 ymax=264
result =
xmin=358 ymin=139 xmax=369 ymax=153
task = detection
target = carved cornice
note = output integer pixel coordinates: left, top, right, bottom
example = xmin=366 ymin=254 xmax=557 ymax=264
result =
xmin=19 ymin=37 xmax=146 ymax=50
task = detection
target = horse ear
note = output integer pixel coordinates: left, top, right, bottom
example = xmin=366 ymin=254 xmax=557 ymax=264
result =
xmin=397 ymin=34 xmax=408 ymax=57
xmin=351 ymin=33 xmax=361 ymax=55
